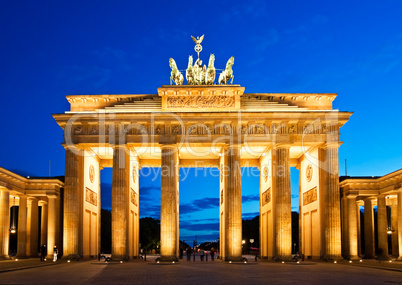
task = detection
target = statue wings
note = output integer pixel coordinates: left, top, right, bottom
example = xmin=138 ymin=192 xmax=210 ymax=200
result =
xmin=191 ymin=34 xmax=204 ymax=44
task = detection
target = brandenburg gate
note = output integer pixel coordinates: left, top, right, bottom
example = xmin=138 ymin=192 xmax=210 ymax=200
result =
xmin=53 ymin=84 xmax=351 ymax=261
xmin=52 ymin=37 xmax=351 ymax=261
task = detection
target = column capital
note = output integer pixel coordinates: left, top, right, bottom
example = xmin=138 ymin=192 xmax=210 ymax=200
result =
xmin=356 ymin=200 xmax=364 ymax=207
xmin=228 ymin=144 xmax=242 ymax=149
xmin=364 ymin=196 xmax=377 ymax=203
xmin=110 ymin=144 xmax=128 ymax=150
xmin=221 ymin=143 xmax=243 ymax=150
xmin=274 ymin=143 xmax=291 ymax=149
xmin=159 ymin=144 xmax=178 ymax=150
xmin=0 ymin=188 xmax=10 ymax=193
xmin=62 ymin=144 xmax=85 ymax=151
xmin=346 ymin=194 xmax=358 ymax=199
xmin=320 ymin=142 xmax=342 ymax=149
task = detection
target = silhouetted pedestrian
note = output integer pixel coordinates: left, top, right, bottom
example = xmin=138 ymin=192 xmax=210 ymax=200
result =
xmin=53 ymin=245 xmax=58 ymax=262
xmin=186 ymin=247 xmax=192 ymax=261
xmin=40 ymin=244 xmax=46 ymax=262
xmin=210 ymin=248 xmax=215 ymax=261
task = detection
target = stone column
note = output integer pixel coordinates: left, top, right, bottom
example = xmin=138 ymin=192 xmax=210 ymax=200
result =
xmin=377 ymin=195 xmax=388 ymax=259
xmin=391 ymin=200 xmax=398 ymax=257
xmin=347 ymin=196 xmax=358 ymax=259
xmin=0 ymin=189 xmax=10 ymax=259
xmin=273 ymin=145 xmax=292 ymax=260
xmin=16 ymin=195 xmax=27 ymax=258
xmin=357 ymin=201 xmax=362 ymax=257
xmin=224 ymin=144 xmax=242 ymax=261
xmin=29 ymin=199 xmax=39 ymax=257
xmin=321 ymin=144 xmax=342 ymax=260
xmin=26 ymin=200 xmax=31 ymax=257
xmin=47 ymin=196 xmax=57 ymax=257
xmin=398 ymin=190 xmax=402 ymax=260
xmin=55 ymin=196 xmax=61 ymax=256
xmin=63 ymin=147 xmax=82 ymax=258
xmin=111 ymin=145 xmax=129 ymax=260
xmin=341 ymin=196 xmax=348 ymax=258
xmin=40 ymin=202 xmax=48 ymax=247
xmin=160 ymin=145 xmax=179 ymax=262
xmin=364 ymin=198 xmax=375 ymax=258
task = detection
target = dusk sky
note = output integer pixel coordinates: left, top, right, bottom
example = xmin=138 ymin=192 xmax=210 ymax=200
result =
xmin=1 ymin=0 xmax=402 ymax=242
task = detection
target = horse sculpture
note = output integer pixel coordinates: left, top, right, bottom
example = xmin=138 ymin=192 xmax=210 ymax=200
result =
xmin=218 ymin=56 xmax=234 ymax=85
xmin=193 ymin=59 xmax=206 ymax=85
xmin=206 ymin=54 xmax=216 ymax=85
xmin=186 ymin=55 xmax=195 ymax=85
xmin=169 ymin=58 xmax=184 ymax=85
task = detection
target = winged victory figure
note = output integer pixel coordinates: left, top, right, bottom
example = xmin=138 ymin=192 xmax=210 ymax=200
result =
xmin=191 ymin=34 xmax=204 ymax=45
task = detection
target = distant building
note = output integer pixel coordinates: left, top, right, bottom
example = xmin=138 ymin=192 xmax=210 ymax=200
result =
xmin=0 ymin=167 xmax=64 ymax=259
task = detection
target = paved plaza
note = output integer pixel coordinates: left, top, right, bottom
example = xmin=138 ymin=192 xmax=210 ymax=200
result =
xmin=1 ymin=257 xmax=402 ymax=284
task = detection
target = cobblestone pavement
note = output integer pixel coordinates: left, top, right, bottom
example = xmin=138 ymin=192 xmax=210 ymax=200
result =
xmin=1 ymin=258 xmax=402 ymax=284
xmin=0 ymin=258 xmax=57 ymax=273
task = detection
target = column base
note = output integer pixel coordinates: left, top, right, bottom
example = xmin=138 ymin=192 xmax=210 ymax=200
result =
xmin=323 ymin=255 xmax=343 ymax=261
xmin=225 ymin=256 xmax=244 ymax=262
xmin=111 ymin=255 xmax=129 ymax=261
xmin=15 ymin=254 xmax=28 ymax=259
xmin=158 ymin=255 xmax=179 ymax=262
xmin=62 ymin=254 xmax=82 ymax=260
xmin=377 ymin=254 xmax=390 ymax=260
xmin=348 ymin=255 xmax=360 ymax=260
xmin=274 ymin=255 xmax=293 ymax=262
xmin=397 ymin=256 xmax=402 ymax=261
xmin=0 ymin=255 xmax=10 ymax=260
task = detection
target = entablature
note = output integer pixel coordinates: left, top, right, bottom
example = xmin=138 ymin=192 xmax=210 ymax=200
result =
xmin=0 ymin=167 xmax=64 ymax=201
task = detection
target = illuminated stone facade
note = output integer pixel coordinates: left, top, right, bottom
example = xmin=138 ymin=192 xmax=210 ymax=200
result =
xmin=340 ymin=169 xmax=402 ymax=260
xmin=0 ymin=167 xmax=63 ymax=259
xmin=53 ymin=84 xmax=351 ymax=261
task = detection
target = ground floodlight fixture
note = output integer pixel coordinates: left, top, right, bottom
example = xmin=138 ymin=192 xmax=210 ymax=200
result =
xmin=349 ymin=260 xmax=352 ymax=263
xmin=68 ymin=260 xmax=70 ymax=263
xmin=229 ymin=261 xmax=232 ymax=263
xmin=389 ymin=260 xmax=392 ymax=263
xmin=334 ymin=261 xmax=337 ymax=264
xmin=297 ymin=261 xmax=300 ymax=264
xmin=15 ymin=259 xmax=18 ymax=261
xmin=282 ymin=261 xmax=284 ymax=264
xmin=120 ymin=261 xmax=123 ymax=264
xmin=172 ymin=261 xmax=175 ymax=264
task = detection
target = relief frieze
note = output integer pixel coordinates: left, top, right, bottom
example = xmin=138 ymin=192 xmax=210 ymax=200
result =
xmin=167 ymin=95 xmax=235 ymax=108
xmin=131 ymin=188 xmax=138 ymax=206
xmin=303 ymin=187 xmax=317 ymax=206
xmin=71 ymin=121 xmax=334 ymax=137
xmin=262 ymin=188 xmax=271 ymax=206
xmin=85 ymin=187 xmax=97 ymax=206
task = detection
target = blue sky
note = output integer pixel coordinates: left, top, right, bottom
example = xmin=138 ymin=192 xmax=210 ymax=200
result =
xmin=1 ymin=0 xmax=401 ymax=242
